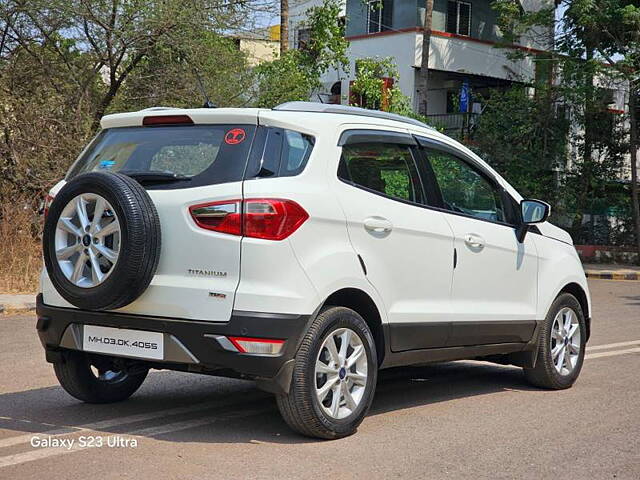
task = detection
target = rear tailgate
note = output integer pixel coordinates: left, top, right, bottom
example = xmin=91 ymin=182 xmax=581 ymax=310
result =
xmin=42 ymin=110 xmax=259 ymax=321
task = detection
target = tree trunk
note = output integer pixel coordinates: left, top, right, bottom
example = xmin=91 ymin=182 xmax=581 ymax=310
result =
xmin=280 ymin=0 xmax=289 ymax=55
xmin=572 ymin=46 xmax=595 ymax=233
xmin=416 ymin=0 xmax=433 ymax=116
xmin=629 ymin=83 xmax=640 ymax=264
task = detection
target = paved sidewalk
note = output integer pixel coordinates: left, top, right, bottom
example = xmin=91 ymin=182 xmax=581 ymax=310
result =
xmin=583 ymin=264 xmax=640 ymax=281
xmin=0 ymin=294 xmax=36 ymax=314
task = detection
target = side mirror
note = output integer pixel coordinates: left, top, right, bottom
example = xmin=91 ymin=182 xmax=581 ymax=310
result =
xmin=517 ymin=199 xmax=550 ymax=242
xmin=521 ymin=199 xmax=550 ymax=224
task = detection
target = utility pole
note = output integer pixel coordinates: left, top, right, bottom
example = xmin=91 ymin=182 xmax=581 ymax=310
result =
xmin=280 ymin=0 xmax=289 ymax=54
xmin=416 ymin=0 xmax=433 ymax=116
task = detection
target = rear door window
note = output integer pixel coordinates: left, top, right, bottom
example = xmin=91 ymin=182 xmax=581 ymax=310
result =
xmin=67 ymin=125 xmax=256 ymax=189
xmin=338 ymin=143 xmax=425 ymax=204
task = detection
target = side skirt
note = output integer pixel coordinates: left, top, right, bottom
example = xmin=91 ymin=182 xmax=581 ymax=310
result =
xmin=380 ymin=321 xmax=543 ymax=369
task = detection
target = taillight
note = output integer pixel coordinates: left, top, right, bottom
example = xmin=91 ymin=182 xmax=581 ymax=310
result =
xmin=189 ymin=198 xmax=308 ymax=240
xmin=244 ymin=198 xmax=308 ymax=240
xmin=189 ymin=200 xmax=242 ymax=235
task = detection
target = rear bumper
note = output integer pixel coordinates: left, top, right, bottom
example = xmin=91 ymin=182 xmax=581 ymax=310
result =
xmin=36 ymin=294 xmax=312 ymax=394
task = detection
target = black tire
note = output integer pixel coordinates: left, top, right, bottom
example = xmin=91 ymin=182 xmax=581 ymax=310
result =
xmin=54 ymin=350 xmax=148 ymax=403
xmin=276 ymin=306 xmax=378 ymax=439
xmin=43 ymin=172 xmax=161 ymax=311
xmin=524 ymin=293 xmax=586 ymax=390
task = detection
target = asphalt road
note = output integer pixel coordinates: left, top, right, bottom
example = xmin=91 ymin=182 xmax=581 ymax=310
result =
xmin=1 ymin=279 xmax=638 ymax=479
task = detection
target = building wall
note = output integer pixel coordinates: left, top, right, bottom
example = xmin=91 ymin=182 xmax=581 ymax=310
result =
xmin=239 ymin=39 xmax=279 ymax=67
xmin=425 ymin=33 xmax=536 ymax=81
xmin=297 ymin=0 xmax=552 ymax=109
xmin=345 ymin=31 xmax=420 ymax=103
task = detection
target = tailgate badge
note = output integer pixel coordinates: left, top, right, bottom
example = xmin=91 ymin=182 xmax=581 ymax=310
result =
xmin=188 ymin=268 xmax=227 ymax=277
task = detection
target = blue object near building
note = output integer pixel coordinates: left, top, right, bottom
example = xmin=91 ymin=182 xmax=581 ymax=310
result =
xmin=460 ymin=80 xmax=469 ymax=113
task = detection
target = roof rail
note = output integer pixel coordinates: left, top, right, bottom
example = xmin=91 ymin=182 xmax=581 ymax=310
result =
xmin=273 ymin=101 xmax=434 ymax=130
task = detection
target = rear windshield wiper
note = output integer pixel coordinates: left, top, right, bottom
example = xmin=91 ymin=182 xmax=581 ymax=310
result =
xmin=120 ymin=170 xmax=191 ymax=184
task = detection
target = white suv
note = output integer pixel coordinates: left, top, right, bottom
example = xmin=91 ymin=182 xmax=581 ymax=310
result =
xmin=38 ymin=102 xmax=591 ymax=439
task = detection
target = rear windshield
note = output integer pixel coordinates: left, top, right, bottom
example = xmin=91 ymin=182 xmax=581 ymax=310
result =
xmin=67 ymin=124 xmax=256 ymax=189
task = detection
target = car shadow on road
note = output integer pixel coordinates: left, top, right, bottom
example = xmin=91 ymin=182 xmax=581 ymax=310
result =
xmin=0 ymin=361 xmax=537 ymax=446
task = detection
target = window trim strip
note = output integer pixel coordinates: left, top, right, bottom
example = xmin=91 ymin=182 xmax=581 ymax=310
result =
xmin=338 ymin=129 xmax=417 ymax=146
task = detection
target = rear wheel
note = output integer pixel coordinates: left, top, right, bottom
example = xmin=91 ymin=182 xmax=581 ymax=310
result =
xmin=54 ymin=350 xmax=148 ymax=403
xmin=524 ymin=293 xmax=586 ymax=390
xmin=276 ymin=306 xmax=377 ymax=439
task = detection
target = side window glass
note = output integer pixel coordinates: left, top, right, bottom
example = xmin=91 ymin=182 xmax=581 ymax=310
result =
xmin=281 ymin=130 xmax=314 ymax=176
xmin=253 ymin=128 xmax=314 ymax=178
xmin=260 ymin=129 xmax=283 ymax=177
xmin=339 ymin=143 xmax=424 ymax=204
xmin=427 ymin=149 xmax=506 ymax=223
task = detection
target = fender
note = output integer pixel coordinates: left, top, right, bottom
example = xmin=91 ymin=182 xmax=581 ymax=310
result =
xmin=533 ymin=234 xmax=591 ymax=322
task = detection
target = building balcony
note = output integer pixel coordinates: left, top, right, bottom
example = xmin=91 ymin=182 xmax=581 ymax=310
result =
xmin=425 ymin=112 xmax=480 ymax=137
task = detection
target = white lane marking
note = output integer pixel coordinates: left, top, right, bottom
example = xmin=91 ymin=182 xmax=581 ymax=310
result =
xmin=0 ymin=408 xmax=270 ymax=469
xmin=587 ymin=340 xmax=640 ymax=351
xmin=585 ymin=347 xmax=640 ymax=360
xmin=0 ymin=395 xmax=266 ymax=450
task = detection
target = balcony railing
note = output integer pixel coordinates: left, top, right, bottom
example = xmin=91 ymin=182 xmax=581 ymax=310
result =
xmin=425 ymin=112 xmax=481 ymax=137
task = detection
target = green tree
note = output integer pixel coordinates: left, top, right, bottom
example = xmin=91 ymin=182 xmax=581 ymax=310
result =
xmin=472 ymin=86 xmax=569 ymax=204
xmin=253 ymin=0 xmax=348 ymax=107
xmin=1 ymin=0 xmax=247 ymax=128
xmin=0 ymin=0 xmax=257 ymax=205
xmin=113 ymin=32 xmax=253 ymax=111
xmin=562 ymin=0 xmax=640 ymax=258
xmin=349 ymin=57 xmax=412 ymax=115
xmin=489 ymin=0 xmax=635 ymax=250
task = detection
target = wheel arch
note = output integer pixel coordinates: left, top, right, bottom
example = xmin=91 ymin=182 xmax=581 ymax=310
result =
xmin=323 ymin=288 xmax=385 ymax=365
xmin=558 ymin=282 xmax=591 ymax=340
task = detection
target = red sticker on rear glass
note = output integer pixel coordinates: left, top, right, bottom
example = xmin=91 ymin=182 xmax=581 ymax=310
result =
xmin=225 ymin=128 xmax=246 ymax=145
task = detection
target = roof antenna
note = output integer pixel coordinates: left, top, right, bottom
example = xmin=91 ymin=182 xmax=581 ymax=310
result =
xmin=192 ymin=68 xmax=216 ymax=108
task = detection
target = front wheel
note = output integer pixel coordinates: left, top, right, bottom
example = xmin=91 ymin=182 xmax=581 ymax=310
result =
xmin=54 ymin=350 xmax=148 ymax=403
xmin=276 ymin=306 xmax=378 ymax=439
xmin=524 ymin=293 xmax=586 ymax=390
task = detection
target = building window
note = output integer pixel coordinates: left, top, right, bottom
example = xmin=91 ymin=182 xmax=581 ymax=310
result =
xmin=295 ymin=28 xmax=311 ymax=50
xmin=367 ymin=0 xmax=393 ymax=34
xmin=446 ymin=1 xmax=471 ymax=36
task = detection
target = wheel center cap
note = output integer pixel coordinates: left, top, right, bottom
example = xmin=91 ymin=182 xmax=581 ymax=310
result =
xmin=339 ymin=367 xmax=346 ymax=380
xmin=82 ymin=234 xmax=91 ymax=247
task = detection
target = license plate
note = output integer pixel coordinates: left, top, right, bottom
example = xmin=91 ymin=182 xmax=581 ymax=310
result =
xmin=83 ymin=325 xmax=164 ymax=360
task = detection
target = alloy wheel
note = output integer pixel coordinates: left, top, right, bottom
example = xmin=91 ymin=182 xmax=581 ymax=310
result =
xmin=315 ymin=328 xmax=368 ymax=420
xmin=550 ymin=307 xmax=581 ymax=376
xmin=54 ymin=193 xmax=121 ymax=288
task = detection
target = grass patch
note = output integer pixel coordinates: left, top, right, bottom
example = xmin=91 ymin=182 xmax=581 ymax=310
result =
xmin=0 ymin=201 xmax=41 ymax=293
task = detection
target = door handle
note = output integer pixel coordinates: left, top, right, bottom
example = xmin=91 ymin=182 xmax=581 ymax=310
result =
xmin=464 ymin=233 xmax=485 ymax=249
xmin=364 ymin=217 xmax=393 ymax=234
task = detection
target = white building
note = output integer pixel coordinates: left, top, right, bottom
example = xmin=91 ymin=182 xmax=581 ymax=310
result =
xmin=288 ymin=0 xmax=628 ymax=136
